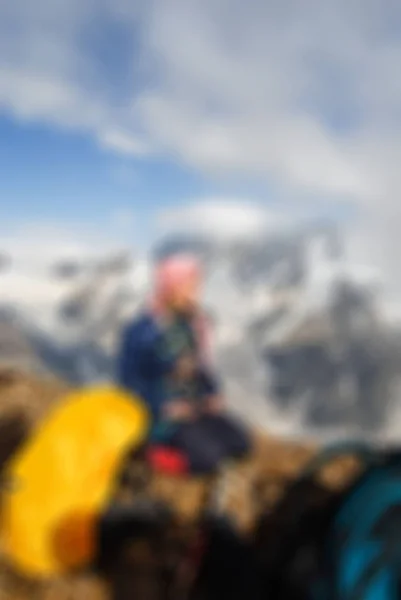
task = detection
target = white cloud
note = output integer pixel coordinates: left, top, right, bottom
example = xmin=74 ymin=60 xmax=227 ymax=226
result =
xmin=0 ymin=215 xmax=136 ymax=270
xmin=0 ymin=0 xmax=148 ymax=156
xmin=158 ymin=199 xmax=293 ymax=241
xmin=136 ymin=0 xmax=374 ymax=195
xmin=3 ymin=0 xmax=401 ymax=285
xmin=97 ymin=129 xmax=150 ymax=157
xmin=0 ymin=0 xmax=397 ymax=195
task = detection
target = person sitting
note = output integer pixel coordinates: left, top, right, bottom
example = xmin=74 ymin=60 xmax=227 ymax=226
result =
xmin=116 ymin=253 xmax=251 ymax=475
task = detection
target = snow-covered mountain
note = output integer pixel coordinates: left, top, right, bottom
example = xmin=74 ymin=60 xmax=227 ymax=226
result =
xmin=1 ymin=223 xmax=401 ymax=441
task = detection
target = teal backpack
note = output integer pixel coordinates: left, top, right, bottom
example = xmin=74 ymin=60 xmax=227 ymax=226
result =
xmin=307 ymin=443 xmax=401 ymax=600
xmin=256 ymin=441 xmax=401 ymax=600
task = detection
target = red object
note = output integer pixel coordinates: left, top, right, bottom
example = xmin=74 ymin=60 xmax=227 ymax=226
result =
xmin=146 ymin=445 xmax=189 ymax=475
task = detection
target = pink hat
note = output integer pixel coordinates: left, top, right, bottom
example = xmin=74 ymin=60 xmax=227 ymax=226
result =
xmin=153 ymin=254 xmax=202 ymax=303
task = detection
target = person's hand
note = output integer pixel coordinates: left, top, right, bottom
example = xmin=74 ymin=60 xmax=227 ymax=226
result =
xmin=203 ymin=395 xmax=225 ymax=415
xmin=163 ymin=400 xmax=195 ymax=421
xmin=174 ymin=353 xmax=198 ymax=381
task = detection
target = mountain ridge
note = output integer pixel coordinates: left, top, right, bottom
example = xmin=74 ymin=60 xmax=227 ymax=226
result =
xmin=1 ymin=227 xmax=400 ymax=440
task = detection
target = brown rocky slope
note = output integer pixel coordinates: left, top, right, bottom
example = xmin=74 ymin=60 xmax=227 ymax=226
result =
xmin=0 ymin=369 xmax=363 ymax=600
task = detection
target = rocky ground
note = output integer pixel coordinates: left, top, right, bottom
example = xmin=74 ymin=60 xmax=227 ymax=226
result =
xmin=0 ymin=369 xmax=363 ymax=600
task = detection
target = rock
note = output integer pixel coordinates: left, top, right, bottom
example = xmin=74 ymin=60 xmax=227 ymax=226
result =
xmin=0 ymin=319 xmax=48 ymax=376
xmin=0 ymin=371 xmax=364 ymax=600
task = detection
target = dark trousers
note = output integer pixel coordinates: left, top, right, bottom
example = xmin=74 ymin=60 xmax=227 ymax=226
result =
xmin=169 ymin=414 xmax=251 ymax=475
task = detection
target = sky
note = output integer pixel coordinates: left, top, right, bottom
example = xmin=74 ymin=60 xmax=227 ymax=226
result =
xmin=2 ymin=0 xmax=401 ymax=290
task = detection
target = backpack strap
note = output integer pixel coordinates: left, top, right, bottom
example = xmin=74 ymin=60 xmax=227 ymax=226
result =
xmin=325 ymin=458 xmax=401 ymax=600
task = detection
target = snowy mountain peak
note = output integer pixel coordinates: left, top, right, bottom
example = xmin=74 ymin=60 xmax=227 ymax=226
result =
xmin=0 ymin=225 xmax=399 ymax=441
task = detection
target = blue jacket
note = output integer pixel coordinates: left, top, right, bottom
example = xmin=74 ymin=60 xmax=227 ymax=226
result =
xmin=116 ymin=312 xmax=220 ymax=422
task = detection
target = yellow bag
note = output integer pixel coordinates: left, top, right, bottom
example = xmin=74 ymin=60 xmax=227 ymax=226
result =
xmin=0 ymin=384 xmax=149 ymax=578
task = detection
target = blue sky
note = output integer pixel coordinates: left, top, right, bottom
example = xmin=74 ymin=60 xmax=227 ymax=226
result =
xmin=0 ymin=115 xmax=211 ymax=224
xmin=1 ymin=0 xmax=401 ymax=281
xmin=0 ymin=112 xmax=355 ymax=248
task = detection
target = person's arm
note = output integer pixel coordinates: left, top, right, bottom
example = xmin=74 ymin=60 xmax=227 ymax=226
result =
xmin=116 ymin=323 xmax=148 ymax=403
xmin=117 ymin=324 xmax=135 ymax=390
xmin=139 ymin=329 xmax=176 ymax=377
xmin=116 ymin=318 xmax=180 ymax=419
xmin=197 ymin=367 xmax=227 ymax=414
xmin=198 ymin=367 xmax=221 ymax=397
xmin=117 ymin=319 xmax=175 ymax=386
